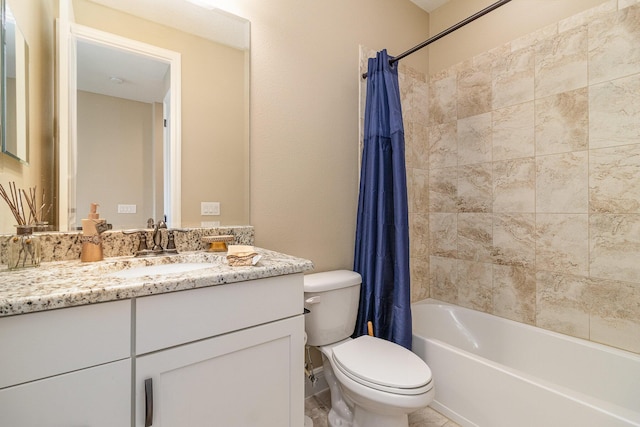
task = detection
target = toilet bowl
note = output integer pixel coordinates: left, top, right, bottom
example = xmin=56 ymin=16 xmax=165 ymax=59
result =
xmin=304 ymin=270 xmax=434 ymax=427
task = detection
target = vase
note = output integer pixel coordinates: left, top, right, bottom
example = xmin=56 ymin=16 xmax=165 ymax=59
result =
xmin=8 ymin=225 xmax=41 ymax=270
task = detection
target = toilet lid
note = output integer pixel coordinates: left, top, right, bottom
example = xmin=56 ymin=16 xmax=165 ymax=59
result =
xmin=331 ymin=335 xmax=432 ymax=395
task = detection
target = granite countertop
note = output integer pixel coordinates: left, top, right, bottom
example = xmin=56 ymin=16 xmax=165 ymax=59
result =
xmin=0 ymin=248 xmax=314 ymax=317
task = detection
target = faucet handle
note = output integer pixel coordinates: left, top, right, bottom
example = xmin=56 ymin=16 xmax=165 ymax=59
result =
xmin=164 ymin=228 xmax=188 ymax=254
xmin=147 ymin=218 xmax=155 ymax=229
xmin=123 ymin=229 xmax=151 ymax=256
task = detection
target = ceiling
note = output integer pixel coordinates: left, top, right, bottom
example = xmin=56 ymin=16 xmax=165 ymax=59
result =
xmin=410 ymin=0 xmax=450 ymax=13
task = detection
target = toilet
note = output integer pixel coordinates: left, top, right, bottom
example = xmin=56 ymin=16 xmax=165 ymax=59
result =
xmin=304 ymin=270 xmax=434 ymax=427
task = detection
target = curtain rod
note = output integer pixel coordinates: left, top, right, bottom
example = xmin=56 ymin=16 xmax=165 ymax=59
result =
xmin=362 ymin=0 xmax=513 ymax=79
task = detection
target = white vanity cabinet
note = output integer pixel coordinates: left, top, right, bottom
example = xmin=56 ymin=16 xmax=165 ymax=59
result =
xmin=0 ymin=300 xmax=132 ymax=426
xmin=134 ymin=273 xmax=305 ymax=427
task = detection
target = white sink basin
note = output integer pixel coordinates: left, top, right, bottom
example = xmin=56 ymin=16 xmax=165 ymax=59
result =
xmin=109 ymin=262 xmax=214 ymax=279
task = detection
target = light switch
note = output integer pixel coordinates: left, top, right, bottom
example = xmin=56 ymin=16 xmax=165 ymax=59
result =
xmin=117 ymin=204 xmax=137 ymax=214
xmin=201 ymin=202 xmax=220 ymax=216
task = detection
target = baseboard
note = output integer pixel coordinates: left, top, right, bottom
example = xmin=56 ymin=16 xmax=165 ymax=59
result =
xmin=305 ymin=366 xmax=328 ymax=398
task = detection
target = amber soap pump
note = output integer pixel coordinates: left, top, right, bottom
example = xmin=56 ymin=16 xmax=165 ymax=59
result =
xmin=81 ymin=203 xmax=106 ymax=262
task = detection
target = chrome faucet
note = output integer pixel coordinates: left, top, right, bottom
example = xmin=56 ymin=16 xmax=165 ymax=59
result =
xmin=149 ymin=218 xmax=167 ymax=252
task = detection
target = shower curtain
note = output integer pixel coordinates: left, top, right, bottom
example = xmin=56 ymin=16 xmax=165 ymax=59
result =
xmin=353 ymin=49 xmax=412 ymax=349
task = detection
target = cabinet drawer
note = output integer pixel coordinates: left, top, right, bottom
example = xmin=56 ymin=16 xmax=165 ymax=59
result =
xmin=136 ymin=273 xmax=303 ymax=355
xmin=0 ymin=300 xmax=131 ymax=388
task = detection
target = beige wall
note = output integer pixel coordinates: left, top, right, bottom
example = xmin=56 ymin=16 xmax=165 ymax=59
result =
xmin=428 ymin=0 xmax=609 ymax=73
xmin=397 ymin=0 xmax=640 ymax=353
xmin=73 ymin=0 xmax=248 ymax=228
xmin=0 ymin=0 xmax=55 ymax=233
xmin=76 ymin=91 xmax=155 ymax=229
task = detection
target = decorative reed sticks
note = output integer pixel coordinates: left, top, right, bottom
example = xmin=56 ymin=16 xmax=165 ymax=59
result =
xmin=0 ymin=182 xmax=49 ymax=226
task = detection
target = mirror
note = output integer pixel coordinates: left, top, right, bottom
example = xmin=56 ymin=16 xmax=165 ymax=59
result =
xmin=58 ymin=0 xmax=250 ymax=231
xmin=65 ymin=24 xmax=181 ymax=230
xmin=2 ymin=0 xmax=29 ymax=163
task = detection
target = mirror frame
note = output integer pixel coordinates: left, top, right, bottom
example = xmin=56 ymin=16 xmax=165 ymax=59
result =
xmin=1 ymin=0 xmax=30 ymax=164
xmin=57 ymin=21 xmax=182 ymax=231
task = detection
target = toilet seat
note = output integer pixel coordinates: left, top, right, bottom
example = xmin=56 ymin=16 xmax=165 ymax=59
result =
xmin=331 ymin=335 xmax=433 ymax=396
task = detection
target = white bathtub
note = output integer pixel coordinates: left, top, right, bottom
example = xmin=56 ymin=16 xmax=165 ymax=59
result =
xmin=411 ymin=299 xmax=640 ymax=427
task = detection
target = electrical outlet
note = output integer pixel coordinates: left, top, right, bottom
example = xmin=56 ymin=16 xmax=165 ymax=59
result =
xmin=201 ymin=202 xmax=220 ymax=216
xmin=117 ymin=204 xmax=137 ymax=214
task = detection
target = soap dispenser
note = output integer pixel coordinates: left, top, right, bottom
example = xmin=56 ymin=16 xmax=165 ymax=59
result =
xmin=81 ymin=203 xmax=106 ymax=262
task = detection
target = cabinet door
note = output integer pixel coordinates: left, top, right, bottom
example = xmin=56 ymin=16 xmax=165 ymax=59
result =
xmin=0 ymin=359 xmax=131 ymax=426
xmin=136 ymin=315 xmax=304 ymax=427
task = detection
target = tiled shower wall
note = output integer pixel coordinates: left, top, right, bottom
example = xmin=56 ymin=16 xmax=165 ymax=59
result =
xmin=361 ymin=0 xmax=640 ymax=354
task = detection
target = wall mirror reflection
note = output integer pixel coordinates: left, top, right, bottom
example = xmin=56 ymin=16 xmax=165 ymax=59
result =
xmin=57 ymin=0 xmax=251 ymax=231
xmin=2 ymin=0 xmax=29 ymax=163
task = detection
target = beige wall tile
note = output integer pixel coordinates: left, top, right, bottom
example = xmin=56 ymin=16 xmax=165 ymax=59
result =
xmin=620 ymin=0 xmax=640 ymax=9
xmin=588 ymin=4 xmax=640 ymax=85
xmin=458 ymin=213 xmax=493 ymax=263
xmin=429 ymin=166 xmax=458 ymax=213
xmin=457 ymin=163 xmax=493 ymax=213
xmin=590 ymin=144 xmax=640 ymax=213
xmin=429 ymin=213 xmax=457 ymax=258
xmin=535 ymin=26 xmax=588 ymax=98
xmin=590 ymin=278 xmax=640 ymax=353
xmin=457 ymin=113 xmax=492 ymax=166
xmin=535 ymin=88 xmax=589 ymax=156
xmin=492 ymin=47 xmax=535 ymax=110
xmin=410 ymin=213 xmax=429 ymax=259
xmin=536 ymin=271 xmax=590 ymax=339
xmin=492 ymin=213 xmax=535 ymax=268
xmin=410 ymin=168 xmax=429 ymax=214
xmin=589 ymin=74 xmax=640 ymax=149
xmin=410 ymin=256 xmax=430 ymax=303
xmin=493 ymin=265 xmax=536 ymax=324
xmin=428 ymin=122 xmax=457 ymax=169
xmin=406 ymin=122 xmax=429 ymax=170
xmin=457 ymin=58 xmax=492 ymax=119
xmin=558 ymin=0 xmax=617 ymax=33
xmin=429 ymin=69 xmax=457 ymax=126
xmin=492 ymin=101 xmax=535 ymax=161
xmin=536 ymin=151 xmax=589 ymax=213
xmin=590 ymin=214 xmax=640 ymax=283
xmin=430 ymin=256 xmax=458 ymax=303
xmin=457 ymin=260 xmax=493 ymax=312
xmin=493 ymin=158 xmax=535 ymax=213
xmin=536 ymin=213 xmax=589 ymax=275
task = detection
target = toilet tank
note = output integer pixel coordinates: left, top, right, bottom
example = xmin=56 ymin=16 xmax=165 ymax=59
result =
xmin=304 ymin=270 xmax=362 ymax=347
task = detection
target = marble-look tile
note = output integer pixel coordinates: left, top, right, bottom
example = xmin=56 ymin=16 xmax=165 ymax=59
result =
xmin=428 ymin=122 xmax=458 ymax=169
xmin=305 ymin=391 xmax=330 ymax=427
xmin=430 ymin=256 xmax=458 ymax=304
xmin=406 ymin=121 xmax=429 ymax=170
xmin=535 ymin=26 xmax=588 ymax=99
xmin=534 ymin=88 xmax=589 ymax=156
xmin=457 ymin=163 xmax=493 ymax=213
xmin=457 ymin=58 xmax=492 ymax=119
xmin=458 ymin=213 xmax=493 ymax=263
xmin=410 ymin=168 xmax=429 ymax=214
xmin=536 ymin=151 xmax=588 ymax=213
xmin=492 ymin=101 xmax=534 ymax=161
xmin=429 ymin=167 xmax=458 ymax=213
xmin=590 ymin=278 xmax=640 ymax=353
xmin=457 ymin=260 xmax=493 ymax=312
xmin=590 ymin=214 xmax=640 ymax=283
xmin=492 ymin=46 xmax=535 ymax=110
xmin=409 ymin=406 xmax=460 ymax=427
xmin=589 ymin=74 xmax=640 ymax=149
xmin=536 ymin=213 xmax=589 ymax=275
xmin=457 ymin=113 xmax=492 ymax=166
xmin=400 ymin=68 xmax=429 ymax=124
xmin=493 ymin=158 xmax=535 ymax=213
xmin=558 ymin=0 xmax=616 ymax=33
xmin=492 ymin=265 xmax=536 ymax=324
xmin=411 ymin=257 xmax=430 ymax=302
xmin=588 ymin=4 xmax=640 ymax=85
xmin=620 ymin=0 xmax=640 ymax=9
xmin=492 ymin=213 xmax=535 ymax=268
xmin=429 ymin=213 xmax=457 ymax=258
xmin=410 ymin=213 xmax=429 ymax=259
xmin=536 ymin=271 xmax=590 ymax=339
xmin=429 ymin=69 xmax=457 ymax=126
xmin=511 ymin=22 xmax=558 ymax=52
xmin=589 ymin=144 xmax=640 ymax=213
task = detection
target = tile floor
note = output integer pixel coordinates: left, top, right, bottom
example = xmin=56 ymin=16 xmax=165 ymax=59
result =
xmin=304 ymin=389 xmax=461 ymax=427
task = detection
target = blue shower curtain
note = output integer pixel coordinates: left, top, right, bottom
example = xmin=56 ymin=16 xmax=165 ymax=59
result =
xmin=353 ymin=49 xmax=412 ymax=349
